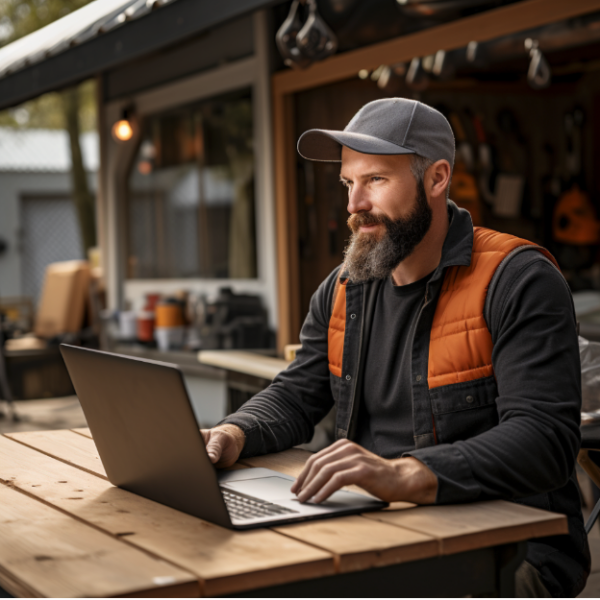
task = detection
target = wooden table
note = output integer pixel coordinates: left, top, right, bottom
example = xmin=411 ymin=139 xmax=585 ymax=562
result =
xmin=0 ymin=429 xmax=567 ymax=598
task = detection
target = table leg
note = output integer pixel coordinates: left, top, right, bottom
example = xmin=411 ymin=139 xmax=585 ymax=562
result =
xmin=497 ymin=541 xmax=528 ymax=597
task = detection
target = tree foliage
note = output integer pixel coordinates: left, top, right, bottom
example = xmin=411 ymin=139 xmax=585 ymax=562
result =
xmin=0 ymin=0 xmax=96 ymax=130
xmin=0 ymin=0 xmax=98 ymax=251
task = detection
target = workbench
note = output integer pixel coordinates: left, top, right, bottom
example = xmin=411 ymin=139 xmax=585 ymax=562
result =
xmin=0 ymin=428 xmax=566 ymax=597
xmin=198 ymin=350 xmax=289 ymax=414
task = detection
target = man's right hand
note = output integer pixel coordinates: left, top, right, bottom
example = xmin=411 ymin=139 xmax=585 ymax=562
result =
xmin=200 ymin=424 xmax=246 ymax=468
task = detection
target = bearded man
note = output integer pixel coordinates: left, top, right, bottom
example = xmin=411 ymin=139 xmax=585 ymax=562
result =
xmin=202 ymin=99 xmax=589 ymax=597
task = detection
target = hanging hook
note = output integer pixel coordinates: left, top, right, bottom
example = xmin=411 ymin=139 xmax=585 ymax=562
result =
xmin=525 ymin=38 xmax=551 ymax=89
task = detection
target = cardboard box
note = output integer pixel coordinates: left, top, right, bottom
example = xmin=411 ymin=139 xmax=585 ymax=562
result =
xmin=34 ymin=260 xmax=90 ymax=338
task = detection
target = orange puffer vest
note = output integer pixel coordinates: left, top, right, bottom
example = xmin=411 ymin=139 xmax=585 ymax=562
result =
xmin=328 ymin=227 xmax=559 ymax=390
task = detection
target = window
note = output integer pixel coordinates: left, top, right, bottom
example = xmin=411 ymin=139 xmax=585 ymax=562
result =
xmin=126 ymin=89 xmax=256 ymax=279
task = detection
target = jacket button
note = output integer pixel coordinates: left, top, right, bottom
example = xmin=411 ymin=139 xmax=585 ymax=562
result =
xmin=466 ymin=395 xmax=474 ymax=403
xmin=415 ymin=375 xmax=422 ymax=382
xmin=350 ymin=313 xmax=356 ymax=319
xmin=346 ymin=374 xmax=351 ymax=381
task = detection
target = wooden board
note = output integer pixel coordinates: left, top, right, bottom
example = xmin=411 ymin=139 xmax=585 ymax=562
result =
xmin=0 ymin=436 xmax=334 ymax=596
xmin=364 ymin=500 xmax=568 ymax=555
xmin=0 ymin=482 xmax=198 ymax=598
xmin=275 ymin=514 xmax=437 ymax=574
xmin=6 ymin=429 xmax=107 ymax=479
xmin=71 ymin=427 xmax=92 ymax=438
xmin=197 ymin=350 xmax=289 ymax=380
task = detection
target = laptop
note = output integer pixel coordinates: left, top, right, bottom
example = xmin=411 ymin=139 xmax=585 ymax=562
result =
xmin=60 ymin=344 xmax=388 ymax=529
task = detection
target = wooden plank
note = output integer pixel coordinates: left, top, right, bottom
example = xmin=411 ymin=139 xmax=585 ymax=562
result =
xmin=0 ymin=482 xmax=198 ymax=598
xmin=273 ymin=0 xmax=600 ymax=95
xmin=72 ymin=427 xmax=92 ymax=438
xmin=363 ymin=500 xmax=568 ymax=555
xmin=6 ymin=430 xmax=107 ymax=479
xmin=0 ymin=436 xmax=335 ymax=596
xmin=274 ymin=514 xmax=438 ymax=574
xmin=197 ymin=350 xmax=289 ymax=380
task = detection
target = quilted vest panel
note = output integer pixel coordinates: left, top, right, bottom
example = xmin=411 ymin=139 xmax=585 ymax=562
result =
xmin=327 ymin=228 xmax=559 ymax=388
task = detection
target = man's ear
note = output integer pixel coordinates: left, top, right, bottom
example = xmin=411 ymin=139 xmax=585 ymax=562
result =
xmin=428 ymin=160 xmax=452 ymax=199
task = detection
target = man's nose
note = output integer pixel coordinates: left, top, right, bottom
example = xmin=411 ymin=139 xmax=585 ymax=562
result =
xmin=347 ymin=186 xmax=372 ymax=214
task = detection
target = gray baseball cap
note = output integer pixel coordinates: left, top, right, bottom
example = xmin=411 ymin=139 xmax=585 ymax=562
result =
xmin=297 ymin=98 xmax=455 ymax=168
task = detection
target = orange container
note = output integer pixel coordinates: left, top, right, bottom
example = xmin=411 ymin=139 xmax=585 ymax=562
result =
xmin=155 ymin=301 xmax=184 ymax=327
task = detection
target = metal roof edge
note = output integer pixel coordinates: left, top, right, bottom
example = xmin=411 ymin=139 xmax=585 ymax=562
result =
xmin=0 ymin=0 xmax=282 ymax=111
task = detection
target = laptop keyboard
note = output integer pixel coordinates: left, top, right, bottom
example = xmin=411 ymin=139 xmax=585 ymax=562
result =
xmin=221 ymin=488 xmax=299 ymax=521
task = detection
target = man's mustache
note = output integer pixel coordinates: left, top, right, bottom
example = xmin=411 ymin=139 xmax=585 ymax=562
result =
xmin=347 ymin=212 xmax=390 ymax=234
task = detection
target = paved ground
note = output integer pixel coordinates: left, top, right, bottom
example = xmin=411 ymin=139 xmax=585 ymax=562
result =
xmin=0 ymin=396 xmax=86 ymax=434
xmin=2 ymin=396 xmax=600 ymax=595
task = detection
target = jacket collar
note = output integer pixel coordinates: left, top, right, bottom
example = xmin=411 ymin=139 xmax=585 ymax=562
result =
xmin=437 ymin=200 xmax=474 ymax=270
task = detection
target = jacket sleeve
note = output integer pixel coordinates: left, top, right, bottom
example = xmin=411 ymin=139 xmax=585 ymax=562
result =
xmin=406 ymin=253 xmax=582 ymax=503
xmin=217 ymin=267 xmax=341 ymax=458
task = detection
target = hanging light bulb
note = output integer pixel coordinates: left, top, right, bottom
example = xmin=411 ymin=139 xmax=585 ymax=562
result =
xmin=112 ymin=107 xmax=134 ymax=142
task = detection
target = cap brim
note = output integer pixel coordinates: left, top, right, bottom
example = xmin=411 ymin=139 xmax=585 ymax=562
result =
xmin=297 ymin=129 xmax=415 ymax=162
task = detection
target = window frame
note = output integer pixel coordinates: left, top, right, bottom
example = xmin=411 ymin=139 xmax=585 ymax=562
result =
xmin=102 ymin=12 xmax=278 ymax=328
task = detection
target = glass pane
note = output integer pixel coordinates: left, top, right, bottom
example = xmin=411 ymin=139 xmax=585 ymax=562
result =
xmin=126 ymin=89 xmax=256 ymax=279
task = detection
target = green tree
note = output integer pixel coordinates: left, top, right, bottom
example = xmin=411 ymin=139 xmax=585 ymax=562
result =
xmin=0 ymin=0 xmax=97 ymax=252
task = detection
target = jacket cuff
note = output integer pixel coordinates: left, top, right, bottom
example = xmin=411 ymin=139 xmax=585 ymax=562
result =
xmin=216 ymin=413 xmax=263 ymax=459
xmin=404 ymin=444 xmax=481 ymax=504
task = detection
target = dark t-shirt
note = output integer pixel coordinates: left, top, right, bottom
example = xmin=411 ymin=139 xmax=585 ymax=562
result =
xmin=356 ymin=250 xmax=573 ymax=462
xmin=356 ymin=271 xmax=433 ymax=458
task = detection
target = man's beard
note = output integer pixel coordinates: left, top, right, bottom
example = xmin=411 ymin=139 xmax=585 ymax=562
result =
xmin=343 ymin=180 xmax=433 ymax=283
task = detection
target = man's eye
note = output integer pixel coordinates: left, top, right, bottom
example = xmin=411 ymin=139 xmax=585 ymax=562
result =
xmin=371 ymin=176 xmax=383 ymax=182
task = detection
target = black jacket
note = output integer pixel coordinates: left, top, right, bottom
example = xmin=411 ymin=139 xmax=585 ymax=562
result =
xmin=222 ymin=202 xmax=590 ymax=597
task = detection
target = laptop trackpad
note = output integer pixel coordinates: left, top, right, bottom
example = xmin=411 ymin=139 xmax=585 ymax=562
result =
xmin=224 ymin=476 xmax=293 ymax=500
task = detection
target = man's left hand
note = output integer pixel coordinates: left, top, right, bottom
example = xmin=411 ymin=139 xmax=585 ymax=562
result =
xmin=290 ymin=439 xmax=438 ymax=505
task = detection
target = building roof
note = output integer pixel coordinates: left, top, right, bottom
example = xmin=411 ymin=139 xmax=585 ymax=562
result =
xmin=0 ymin=0 xmax=280 ymax=112
xmin=0 ymin=128 xmax=98 ymax=172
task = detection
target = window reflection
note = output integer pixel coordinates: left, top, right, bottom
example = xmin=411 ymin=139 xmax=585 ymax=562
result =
xmin=127 ymin=89 xmax=256 ymax=279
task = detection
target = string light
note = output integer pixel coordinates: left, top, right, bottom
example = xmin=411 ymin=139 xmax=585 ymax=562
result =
xmin=112 ymin=107 xmax=134 ymax=142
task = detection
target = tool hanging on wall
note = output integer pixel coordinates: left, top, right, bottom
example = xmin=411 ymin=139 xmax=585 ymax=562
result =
xmin=405 ymin=57 xmax=429 ymax=90
xmin=276 ymin=0 xmax=337 ymax=69
xmin=448 ymin=111 xmax=483 ymax=225
xmin=525 ymin=38 xmax=551 ymax=90
xmin=470 ymin=112 xmax=495 ymax=206
xmin=296 ymin=0 xmax=338 ymax=60
xmin=553 ymin=107 xmax=600 ymax=246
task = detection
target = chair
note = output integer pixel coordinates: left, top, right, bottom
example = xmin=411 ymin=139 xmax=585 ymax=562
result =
xmin=577 ymin=422 xmax=600 ymax=533
xmin=0 ymin=326 xmax=16 ymax=421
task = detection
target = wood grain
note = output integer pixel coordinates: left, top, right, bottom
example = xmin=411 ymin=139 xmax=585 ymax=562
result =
xmin=363 ymin=500 xmax=568 ymax=555
xmin=0 ymin=482 xmax=198 ymax=598
xmin=273 ymin=89 xmax=302 ymax=350
xmin=6 ymin=429 xmax=106 ymax=479
xmin=0 ymin=436 xmax=335 ymax=596
xmin=275 ymin=514 xmax=437 ymax=573
xmin=71 ymin=427 xmax=92 ymax=438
